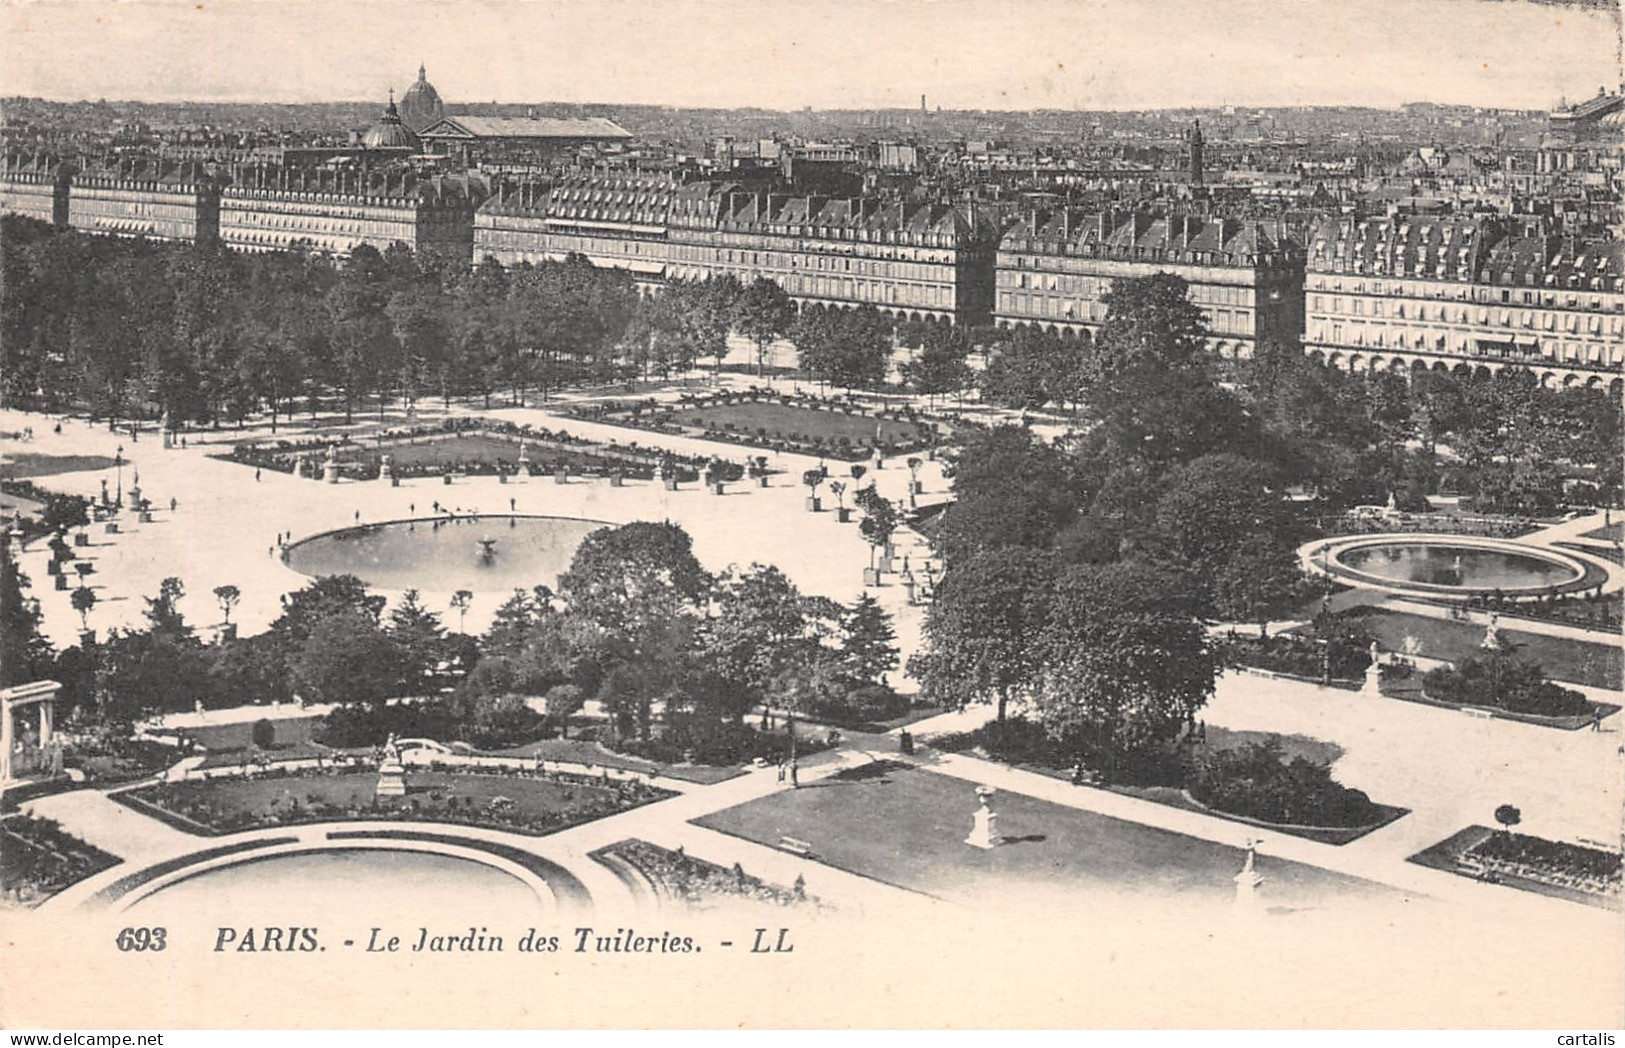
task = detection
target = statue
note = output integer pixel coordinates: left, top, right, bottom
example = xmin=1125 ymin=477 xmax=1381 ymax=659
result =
xmin=1235 ymin=838 xmax=1265 ymax=910
xmin=375 ymin=732 xmax=406 ymax=798
xmin=1481 ymin=613 xmax=1502 ymax=651
xmin=476 ymin=536 xmax=498 ymax=563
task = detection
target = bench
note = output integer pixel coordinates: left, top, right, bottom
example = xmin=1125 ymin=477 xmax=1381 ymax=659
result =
xmin=778 ymin=836 xmax=813 ymax=857
xmin=1460 ymin=707 xmax=1496 ymax=720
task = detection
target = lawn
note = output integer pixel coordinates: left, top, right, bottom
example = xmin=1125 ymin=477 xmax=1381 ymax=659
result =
xmin=121 ymin=769 xmax=672 ymax=837
xmin=675 ymin=401 xmax=934 ymax=446
xmin=0 ymin=452 xmax=121 ymax=479
xmin=1339 ymin=609 xmax=1622 ymax=689
xmin=1580 ymin=523 xmax=1623 ymax=543
xmin=694 ymin=760 xmax=1392 ymax=908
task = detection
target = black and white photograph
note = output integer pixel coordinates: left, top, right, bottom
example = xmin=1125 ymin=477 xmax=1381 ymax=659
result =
xmin=0 ymin=0 xmax=1621 ymax=1033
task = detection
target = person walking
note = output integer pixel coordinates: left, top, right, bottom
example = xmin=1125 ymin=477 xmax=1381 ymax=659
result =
xmin=254 ymin=468 xmax=262 ymax=482
xmin=169 ymin=497 xmax=177 ymax=512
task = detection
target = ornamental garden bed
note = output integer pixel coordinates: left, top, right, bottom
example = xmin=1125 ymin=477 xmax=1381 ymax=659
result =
xmin=1376 ymin=656 xmax=1619 ymax=730
xmin=590 ymin=839 xmax=816 ymax=910
xmin=1409 ymin=825 xmax=1622 ymax=910
xmin=1336 ymin=608 xmax=1622 ymax=689
xmin=214 ymin=418 xmax=751 ymax=483
xmin=575 ymin=391 xmax=962 ymax=461
xmin=925 ymin=719 xmax=1400 ymax=844
xmin=1 ymin=814 xmax=122 ymax=907
xmin=113 ymin=767 xmax=673 ymax=838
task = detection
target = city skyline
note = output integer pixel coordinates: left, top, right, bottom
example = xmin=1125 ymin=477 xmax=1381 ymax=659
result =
xmin=1 ymin=0 xmax=1620 ymax=113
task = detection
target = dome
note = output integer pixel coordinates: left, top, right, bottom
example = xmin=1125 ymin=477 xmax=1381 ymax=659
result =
xmin=362 ymin=91 xmax=419 ymax=151
xmin=399 ymin=64 xmax=444 ymax=133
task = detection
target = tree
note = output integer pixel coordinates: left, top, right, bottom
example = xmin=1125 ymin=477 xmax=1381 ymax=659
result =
xmin=902 ymin=325 xmax=973 ymax=406
xmin=936 ymin=426 xmax=1084 ymax=565
xmin=1210 ymin=534 xmax=1305 ymax=636
xmin=1033 ymin=561 xmax=1219 ymax=780
xmin=733 ymin=278 xmax=794 ymax=377
xmin=389 ymin=589 xmax=447 ymax=686
xmin=41 ymin=494 xmax=90 ymax=534
xmin=558 ymin=522 xmax=712 ymax=649
xmin=448 ymin=590 xmax=474 ymax=634
xmin=213 ymin=584 xmax=240 ymax=625
xmin=0 ymin=535 xmax=52 ymax=686
xmin=697 ymin=564 xmax=836 ymax=711
xmin=143 ymin=577 xmax=192 ymax=642
xmin=251 ymin=717 xmax=276 ymax=750
xmin=271 ymin=575 xmax=386 ymax=644
xmin=1493 ymin=804 xmax=1522 ymax=835
xmin=292 ymin=607 xmax=408 ymax=706
xmin=544 ymin=684 xmax=585 ymax=737
xmin=484 ymin=588 xmax=543 ymax=658
xmin=841 ymin=593 xmax=897 ymax=686
xmin=858 ymin=493 xmax=899 ymax=574
xmin=71 ymin=586 xmax=98 ymax=632
xmin=913 ymin=548 xmax=1054 ymax=721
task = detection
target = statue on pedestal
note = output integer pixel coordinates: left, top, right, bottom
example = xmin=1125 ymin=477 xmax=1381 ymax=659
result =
xmin=375 ymin=732 xmax=406 ymax=798
xmin=1481 ymin=613 xmax=1502 ymax=651
xmin=965 ymin=785 xmax=1000 ymax=850
xmin=1234 ymin=838 xmax=1265 ymax=910
xmin=1363 ymin=641 xmax=1383 ymax=696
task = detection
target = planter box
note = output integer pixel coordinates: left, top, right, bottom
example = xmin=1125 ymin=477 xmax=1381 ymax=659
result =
xmin=54 ymin=574 xmax=68 ymax=590
xmin=442 ymin=474 xmax=453 ymax=485
xmin=73 ymin=532 xmax=89 ymax=547
xmin=663 ymin=478 xmax=679 ymax=491
xmin=710 ymin=482 xmax=725 ymax=496
xmin=836 ymin=507 xmax=853 ymax=523
xmin=757 ymin=475 xmax=770 ymax=488
xmin=555 ymin=471 xmax=569 ymax=484
xmin=862 ymin=567 xmax=881 ymax=587
xmin=609 ymin=474 xmax=624 ymax=488
xmin=806 ymin=497 xmax=822 ymax=513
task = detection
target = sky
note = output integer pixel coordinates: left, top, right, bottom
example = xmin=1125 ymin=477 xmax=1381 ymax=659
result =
xmin=0 ymin=0 xmax=1620 ymax=112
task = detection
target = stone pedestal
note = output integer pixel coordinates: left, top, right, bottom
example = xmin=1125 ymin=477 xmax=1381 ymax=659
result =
xmin=1234 ymin=843 xmax=1265 ymax=912
xmin=609 ymin=473 xmax=624 ymax=488
xmin=555 ymin=469 xmax=569 ymax=485
xmin=378 ymin=456 xmax=393 ymax=485
xmin=322 ymin=460 xmax=339 ymax=484
xmin=375 ymin=756 xmax=407 ymax=798
xmin=965 ymin=786 xmax=1000 ymax=849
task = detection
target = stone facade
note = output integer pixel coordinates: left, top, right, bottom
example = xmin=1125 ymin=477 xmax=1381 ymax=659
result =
xmin=0 ymin=153 xmax=70 ymax=227
xmin=993 ymin=211 xmax=1306 ymax=359
xmin=66 ymin=158 xmax=219 ymax=244
xmin=1304 ymin=214 xmax=1624 ymax=390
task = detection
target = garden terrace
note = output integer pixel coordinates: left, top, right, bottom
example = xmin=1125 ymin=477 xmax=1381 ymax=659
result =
xmin=115 ymin=767 xmax=673 ymax=838
xmin=590 ymin=839 xmax=813 ymax=909
xmin=696 ymin=760 xmax=1395 ymax=906
xmin=1 ymin=815 xmax=122 ymax=907
xmin=215 ymin=418 xmax=750 ymax=483
xmin=1324 ymin=509 xmax=1544 ymax=541
xmin=574 ymin=390 xmax=962 ymax=461
xmin=1410 ymin=826 xmax=1622 ymax=910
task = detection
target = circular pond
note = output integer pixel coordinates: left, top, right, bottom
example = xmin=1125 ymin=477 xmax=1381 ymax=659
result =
xmin=1325 ymin=539 xmax=1585 ymax=597
xmin=123 ymin=848 xmax=544 ymax=921
xmin=285 ymin=515 xmax=606 ymax=593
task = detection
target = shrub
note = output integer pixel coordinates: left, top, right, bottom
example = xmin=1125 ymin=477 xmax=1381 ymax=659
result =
xmin=1191 ymin=740 xmax=1381 ymax=828
xmin=250 ymin=718 xmax=276 ymax=750
xmin=1422 ymin=650 xmax=1591 ymax=717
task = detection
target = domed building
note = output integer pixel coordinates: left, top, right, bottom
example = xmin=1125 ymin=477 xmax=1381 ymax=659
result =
xmin=399 ymin=64 xmax=444 ymax=134
xmin=361 ymin=90 xmax=419 ymax=152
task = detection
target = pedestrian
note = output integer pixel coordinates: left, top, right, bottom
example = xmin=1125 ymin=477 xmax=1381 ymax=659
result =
xmin=776 ymin=760 xmax=786 ymax=783
xmin=509 ymin=497 xmax=516 ymax=512
xmin=254 ymin=468 xmax=262 ymax=482
xmin=409 ymin=503 xmax=415 ymax=515
xmin=169 ymin=497 xmax=177 ymax=512
xmin=268 ymin=546 xmax=274 ymax=557
xmin=354 ymin=510 xmax=361 ymax=522
xmin=1593 ymin=710 xmax=1603 ymax=732
xmin=789 ymin=760 xmax=799 ymax=788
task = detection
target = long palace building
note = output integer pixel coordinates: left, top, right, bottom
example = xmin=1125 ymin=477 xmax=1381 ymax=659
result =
xmin=1304 ymin=215 xmax=1624 ymax=391
xmin=992 ymin=210 xmax=1306 ymax=359
xmin=474 ymin=172 xmax=1001 ymax=325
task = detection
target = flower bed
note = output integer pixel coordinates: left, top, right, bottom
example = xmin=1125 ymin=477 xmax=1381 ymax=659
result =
xmin=575 ymin=390 xmax=964 ymax=461
xmin=115 ymin=767 xmax=673 ymax=838
xmin=1 ymin=815 xmax=122 ymax=907
xmin=1460 ymin=831 xmax=1622 ymax=900
xmin=591 ymin=839 xmax=813 ymax=909
xmin=213 ymin=417 xmax=751 ymax=483
xmin=1222 ymin=633 xmax=1370 ymax=684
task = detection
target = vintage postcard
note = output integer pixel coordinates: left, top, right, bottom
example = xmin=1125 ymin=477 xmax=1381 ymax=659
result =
xmin=0 ymin=0 xmax=1621 ymax=1032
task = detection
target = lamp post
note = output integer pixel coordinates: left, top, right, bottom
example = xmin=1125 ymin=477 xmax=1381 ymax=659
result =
xmin=114 ymin=445 xmax=125 ymax=509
